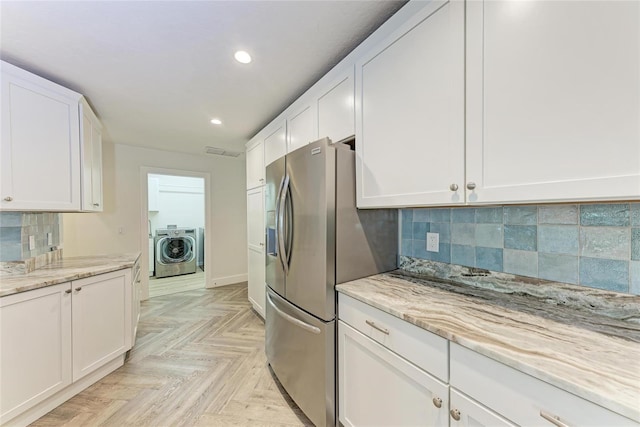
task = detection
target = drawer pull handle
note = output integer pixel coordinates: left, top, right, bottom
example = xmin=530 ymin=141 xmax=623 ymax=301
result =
xmin=365 ymin=320 xmax=389 ymax=335
xmin=75 ymin=287 xmax=82 ymax=292
xmin=65 ymin=289 xmax=72 ymax=294
xmin=450 ymin=409 xmax=461 ymax=421
xmin=540 ymin=410 xmax=571 ymax=427
xmin=432 ymin=397 xmax=442 ymax=408
xmin=3 ymin=196 xmax=13 ymax=202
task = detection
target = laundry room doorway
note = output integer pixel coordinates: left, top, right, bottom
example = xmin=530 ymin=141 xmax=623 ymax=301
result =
xmin=140 ymin=168 xmax=210 ymax=299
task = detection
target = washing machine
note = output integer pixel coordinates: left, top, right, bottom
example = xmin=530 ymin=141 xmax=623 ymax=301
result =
xmin=154 ymin=227 xmax=197 ymax=278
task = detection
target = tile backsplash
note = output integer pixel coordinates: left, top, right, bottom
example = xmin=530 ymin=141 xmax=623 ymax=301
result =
xmin=0 ymin=212 xmax=60 ymax=261
xmin=400 ymin=203 xmax=640 ymax=295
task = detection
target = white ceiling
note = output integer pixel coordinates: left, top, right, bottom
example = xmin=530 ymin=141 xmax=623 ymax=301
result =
xmin=0 ymin=1 xmax=406 ymax=156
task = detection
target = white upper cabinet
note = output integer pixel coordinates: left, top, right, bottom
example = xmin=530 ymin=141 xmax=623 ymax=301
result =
xmin=263 ymin=120 xmax=287 ymax=167
xmin=317 ymin=68 xmax=355 ymax=143
xmin=355 ymin=1 xmax=465 ymax=208
xmin=79 ymin=97 xmax=103 ymax=211
xmin=287 ymin=104 xmax=316 ymax=153
xmin=465 ymin=0 xmax=640 ymax=204
xmin=245 ymin=137 xmax=264 ymax=190
xmin=1 ymin=60 xmax=82 ymax=211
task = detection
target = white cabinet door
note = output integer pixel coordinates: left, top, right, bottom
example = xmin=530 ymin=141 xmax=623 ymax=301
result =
xmin=287 ymin=104 xmax=316 ymax=153
xmin=317 ymin=68 xmax=355 ymax=143
xmin=247 ymin=186 xmax=265 ymax=317
xmin=247 ymin=248 xmax=265 ymax=318
xmin=449 ymin=389 xmax=515 ymax=427
xmin=264 ymin=120 xmax=287 ymax=167
xmin=466 ymin=0 xmax=640 ymax=204
xmin=338 ymin=321 xmax=449 ymax=427
xmin=130 ymin=261 xmax=141 ymax=348
xmin=246 ymin=138 xmax=265 ymax=190
xmin=0 ymin=283 xmax=72 ymax=424
xmin=0 ymin=61 xmax=81 ymax=211
xmin=71 ymin=270 xmax=131 ymax=382
xmin=80 ymin=97 xmax=103 ymax=211
xmin=355 ymin=1 xmax=465 ymax=208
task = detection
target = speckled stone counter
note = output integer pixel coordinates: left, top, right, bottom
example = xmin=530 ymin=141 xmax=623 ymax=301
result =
xmin=336 ymin=258 xmax=640 ymax=423
xmin=0 ymin=253 xmax=141 ymax=297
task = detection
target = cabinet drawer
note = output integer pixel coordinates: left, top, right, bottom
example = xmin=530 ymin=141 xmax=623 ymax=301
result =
xmin=450 ymin=343 xmax=637 ymax=427
xmin=338 ymin=293 xmax=448 ymax=381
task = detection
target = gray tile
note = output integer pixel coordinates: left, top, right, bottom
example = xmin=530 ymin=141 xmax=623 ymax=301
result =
xmin=476 ymin=247 xmax=503 ymax=272
xmin=503 ymin=249 xmax=538 ymax=277
xmin=538 ymin=205 xmax=578 ymax=225
xmin=475 ymin=207 xmax=503 ymax=224
xmin=633 ymin=228 xmax=640 ymax=261
xmin=475 ymin=224 xmax=503 ymax=248
xmin=431 ymin=243 xmax=451 ymax=263
xmin=452 ymin=244 xmax=475 ymax=267
xmin=412 ymin=222 xmax=430 ymax=240
xmin=0 ymin=227 xmax=22 ymax=244
xmin=579 ymin=227 xmax=630 ymax=260
xmin=413 ymin=209 xmax=431 ymax=223
xmin=580 ymin=204 xmax=629 ymax=226
xmin=0 ymin=243 xmax=22 ymax=261
xmin=401 ymin=239 xmax=412 ymax=255
xmin=631 ymin=204 xmax=640 ymax=227
xmin=0 ymin=213 xmax=23 ymax=227
xmin=538 ymin=253 xmax=578 ymax=284
xmin=430 ymin=208 xmax=451 ymax=223
xmin=429 ymin=222 xmax=451 ymax=244
xmin=538 ymin=225 xmax=579 ymax=255
xmin=452 ymin=208 xmax=475 ymax=223
xmin=504 ymin=225 xmax=537 ymax=251
xmin=451 ymin=223 xmax=475 ymax=246
xmin=579 ymin=257 xmax=629 ymax=293
xmin=413 ymin=240 xmax=428 ymax=259
xmin=631 ymin=261 xmax=640 ymax=295
xmin=504 ymin=206 xmax=537 ymax=225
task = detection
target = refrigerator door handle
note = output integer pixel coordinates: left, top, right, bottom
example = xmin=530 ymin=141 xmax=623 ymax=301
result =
xmin=282 ymin=175 xmax=293 ymax=267
xmin=274 ymin=176 xmax=285 ymax=269
xmin=278 ymin=174 xmax=290 ymax=275
xmin=267 ymin=292 xmax=321 ymax=335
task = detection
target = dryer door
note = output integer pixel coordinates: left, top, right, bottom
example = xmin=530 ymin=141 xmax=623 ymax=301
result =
xmin=156 ymin=236 xmax=196 ymax=264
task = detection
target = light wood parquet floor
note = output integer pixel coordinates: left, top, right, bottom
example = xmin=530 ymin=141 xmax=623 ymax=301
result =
xmin=148 ymin=270 xmax=205 ymax=299
xmin=30 ymin=283 xmax=313 ymax=427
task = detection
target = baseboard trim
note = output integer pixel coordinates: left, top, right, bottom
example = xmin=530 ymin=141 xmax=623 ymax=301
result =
xmin=206 ymin=273 xmax=247 ymax=288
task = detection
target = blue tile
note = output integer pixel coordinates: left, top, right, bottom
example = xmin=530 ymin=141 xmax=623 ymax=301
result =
xmin=504 ymin=206 xmax=537 ymax=225
xmin=476 ymin=247 xmax=503 ymax=271
xmin=579 ymin=257 xmax=629 ymax=292
xmin=0 ymin=243 xmax=21 ymax=261
xmin=580 ymin=204 xmax=629 ymax=226
xmin=631 ymin=204 xmax=640 ymax=227
xmin=538 ymin=205 xmax=578 ymax=225
xmin=0 ymin=227 xmax=22 ymax=244
xmin=413 ymin=239 xmax=428 ymax=259
xmin=452 ymin=208 xmax=475 ymax=223
xmin=475 ymin=224 xmax=503 ymax=248
xmin=0 ymin=213 xmax=23 ymax=227
xmin=631 ymin=261 xmax=640 ymax=295
xmin=538 ymin=225 xmax=578 ymax=255
xmin=413 ymin=209 xmax=430 ymax=223
xmin=475 ymin=207 xmax=503 ymax=224
xmin=452 ymin=244 xmax=475 ymax=267
xmin=401 ymin=215 xmax=413 ymax=239
xmin=503 ymin=249 xmax=538 ymax=277
xmin=579 ymin=227 xmax=630 ymax=260
xmin=431 ymin=243 xmax=451 ymax=263
xmin=401 ymin=239 xmax=412 ymax=256
xmin=633 ymin=228 xmax=640 ymax=261
xmin=429 ymin=222 xmax=451 ymax=244
xmin=430 ymin=208 xmax=451 ymax=223
xmin=538 ymin=253 xmax=578 ymax=284
xmin=412 ymin=222 xmax=430 ymax=241
xmin=504 ymin=225 xmax=537 ymax=251
xmin=401 ymin=209 xmax=413 ymax=224
xmin=451 ymin=223 xmax=475 ymax=246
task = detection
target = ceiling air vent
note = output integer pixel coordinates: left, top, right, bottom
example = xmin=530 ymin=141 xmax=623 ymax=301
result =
xmin=204 ymin=146 xmax=242 ymax=158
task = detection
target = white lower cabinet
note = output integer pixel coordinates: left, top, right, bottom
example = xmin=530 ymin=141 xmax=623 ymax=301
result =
xmin=338 ymin=321 xmax=448 ymax=427
xmin=449 ymin=389 xmax=515 ymax=427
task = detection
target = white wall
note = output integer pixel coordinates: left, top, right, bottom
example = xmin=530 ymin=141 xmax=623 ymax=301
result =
xmin=63 ymin=141 xmax=247 ymax=297
xmin=148 ymin=174 xmax=205 ymax=235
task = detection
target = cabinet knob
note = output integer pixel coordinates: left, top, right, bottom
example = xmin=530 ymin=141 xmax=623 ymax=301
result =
xmin=65 ymin=289 xmax=72 ymax=294
xmin=93 ymin=203 xmax=100 ymax=207
xmin=432 ymin=397 xmax=442 ymax=408
xmin=466 ymin=182 xmax=476 ymax=190
xmin=449 ymin=183 xmax=458 ymax=192
xmin=75 ymin=287 xmax=82 ymax=292
xmin=259 ymin=242 xmax=264 ymax=246
xmin=3 ymin=196 xmax=13 ymax=202
xmin=259 ymin=178 xmax=265 ymax=182
xmin=450 ymin=409 xmax=461 ymax=421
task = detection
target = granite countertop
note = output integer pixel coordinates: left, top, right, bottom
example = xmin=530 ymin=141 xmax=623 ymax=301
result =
xmin=0 ymin=253 xmax=141 ymax=297
xmin=336 ymin=263 xmax=640 ymax=423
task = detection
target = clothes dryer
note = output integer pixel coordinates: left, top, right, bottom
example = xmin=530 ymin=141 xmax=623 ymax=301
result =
xmin=154 ymin=227 xmax=197 ymax=278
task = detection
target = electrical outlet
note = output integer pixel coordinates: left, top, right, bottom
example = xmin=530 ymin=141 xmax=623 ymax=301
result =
xmin=47 ymin=232 xmax=53 ymax=246
xmin=426 ymin=232 xmax=439 ymax=252
xmin=29 ymin=235 xmax=35 ymax=251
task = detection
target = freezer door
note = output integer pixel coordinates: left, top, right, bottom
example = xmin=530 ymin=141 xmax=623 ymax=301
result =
xmin=284 ymin=138 xmax=336 ymax=321
xmin=265 ymin=157 xmax=286 ymax=298
xmin=265 ymin=287 xmax=335 ymax=427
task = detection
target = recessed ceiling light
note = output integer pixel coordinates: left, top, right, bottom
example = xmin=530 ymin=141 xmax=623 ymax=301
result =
xmin=234 ymin=50 xmax=252 ymax=64
xmin=210 ymin=118 xmax=222 ymax=125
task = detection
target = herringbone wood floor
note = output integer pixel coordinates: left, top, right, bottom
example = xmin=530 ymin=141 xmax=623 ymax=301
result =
xmin=31 ymin=283 xmax=313 ymax=427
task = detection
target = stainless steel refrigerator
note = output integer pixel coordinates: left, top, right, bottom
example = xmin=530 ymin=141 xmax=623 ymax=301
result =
xmin=265 ymin=137 xmax=397 ymax=427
